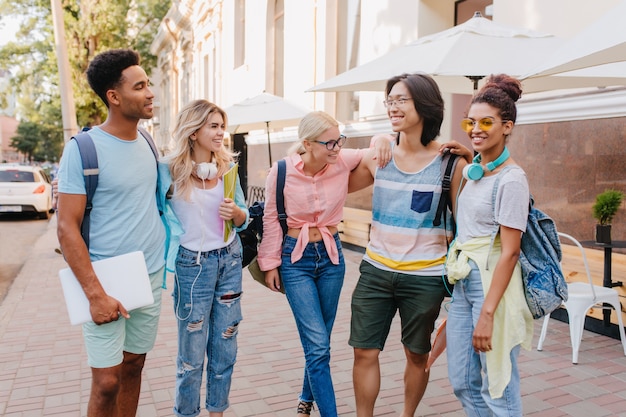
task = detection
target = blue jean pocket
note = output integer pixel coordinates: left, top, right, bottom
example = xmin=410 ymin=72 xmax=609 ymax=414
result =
xmin=410 ymin=190 xmax=434 ymax=213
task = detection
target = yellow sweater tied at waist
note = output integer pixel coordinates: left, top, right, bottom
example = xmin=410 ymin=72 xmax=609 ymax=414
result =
xmin=446 ymin=236 xmax=534 ymax=399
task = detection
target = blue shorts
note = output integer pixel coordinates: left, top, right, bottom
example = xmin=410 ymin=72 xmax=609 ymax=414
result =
xmin=83 ymin=266 xmax=164 ymax=368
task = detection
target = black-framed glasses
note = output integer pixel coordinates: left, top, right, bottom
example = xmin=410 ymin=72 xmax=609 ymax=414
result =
xmin=315 ymin=135 xmax=347 ymax=150
xmin=382 ymin=98 xmax=413 ymax=108
xmin=460 ymin=117 xmax=508 ymax=133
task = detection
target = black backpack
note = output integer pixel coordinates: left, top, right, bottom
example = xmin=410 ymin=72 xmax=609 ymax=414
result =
xmin=238 ymin=159 xmax=287 ymax=267
xmin=433 ymin=151 xmax=460 ymax=240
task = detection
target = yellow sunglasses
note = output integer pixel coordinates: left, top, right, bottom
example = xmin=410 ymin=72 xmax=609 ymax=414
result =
xmin=461 ymin=118 xmax=508 ymax=133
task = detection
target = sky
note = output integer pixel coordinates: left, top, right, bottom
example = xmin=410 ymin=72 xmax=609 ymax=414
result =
xmin=0 ymin=16 xmax=20 ymax=46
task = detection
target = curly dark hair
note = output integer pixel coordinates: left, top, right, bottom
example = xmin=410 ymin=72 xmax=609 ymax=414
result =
xmin=86 ymin=49 xmax=141 ymax=107
xmin=470 ymin=74 xmax=522 ymax=123
xmin=385 ymin=73 xmax=444 ymax=146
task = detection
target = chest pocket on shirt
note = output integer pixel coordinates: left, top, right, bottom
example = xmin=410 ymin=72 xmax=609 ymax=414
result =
xmin=410 ymin=190 xmax=433 ymax=213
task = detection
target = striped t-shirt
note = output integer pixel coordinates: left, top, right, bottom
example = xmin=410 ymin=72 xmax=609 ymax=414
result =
xmin=364 ymin=153 xmax=453 ymax=276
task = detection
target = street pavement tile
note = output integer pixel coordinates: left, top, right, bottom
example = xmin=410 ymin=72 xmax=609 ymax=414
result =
xmin=1 ymin=217 xmax=626 ymax=416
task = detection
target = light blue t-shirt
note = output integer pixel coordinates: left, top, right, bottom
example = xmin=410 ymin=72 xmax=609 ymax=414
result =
xmin=57 ymin=127 xmax=166 ymax=273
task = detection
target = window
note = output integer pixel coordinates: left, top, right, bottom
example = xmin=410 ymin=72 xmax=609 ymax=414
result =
xmin=455 ymin=0 xmax=493 ymax=24
xmin=0 ymin=169 xmax=35 ymax=182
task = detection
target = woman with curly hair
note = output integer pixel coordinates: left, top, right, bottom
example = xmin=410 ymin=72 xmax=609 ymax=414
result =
xmin=445 ymin=74 xmax=534 ymax=416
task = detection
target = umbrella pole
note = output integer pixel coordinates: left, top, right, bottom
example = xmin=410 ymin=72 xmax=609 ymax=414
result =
xmin=266 ymin=121 xmax=272 ymax=167
xmin=466 ymin=75 xmax=484 ymax=93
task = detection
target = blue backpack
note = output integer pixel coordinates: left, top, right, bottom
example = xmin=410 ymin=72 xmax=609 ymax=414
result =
xmin=491 ymin=166 xmax=568 ymax=319
xmin=72 ymin=127 xmax=159 ymax=248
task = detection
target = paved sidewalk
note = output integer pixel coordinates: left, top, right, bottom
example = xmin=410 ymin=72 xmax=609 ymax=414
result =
xmin=1 ymin=216 xmax=625 ymax=416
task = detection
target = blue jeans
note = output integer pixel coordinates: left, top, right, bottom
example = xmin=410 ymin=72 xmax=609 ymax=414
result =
xmin=446 ymin=261 xmax=522 ymax=417
xmin=172 ymin=240 xmax=243 ymax=417
xmin=280 ymin=234 xmax=345 ymax=417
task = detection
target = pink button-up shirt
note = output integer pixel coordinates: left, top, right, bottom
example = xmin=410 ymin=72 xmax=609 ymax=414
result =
xmin=257 ymin=149 xmax=364 ymax=271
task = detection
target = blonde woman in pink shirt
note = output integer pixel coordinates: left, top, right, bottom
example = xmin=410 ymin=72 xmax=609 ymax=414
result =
xmin=257 ymin=111 xmax=390 ymax=417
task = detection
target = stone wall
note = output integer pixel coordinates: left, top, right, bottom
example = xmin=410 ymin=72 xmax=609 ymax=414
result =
xmin=510 ymin=116 xmax=626 ymax=242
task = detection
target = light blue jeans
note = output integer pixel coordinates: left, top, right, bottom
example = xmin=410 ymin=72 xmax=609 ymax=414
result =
xmin=446 ymin=260 xmax=523 ymax=417
xmin=172 ymin=240 xmax=243 ymax=417
xmin=280 ymin=234 xmax=345 ymax=417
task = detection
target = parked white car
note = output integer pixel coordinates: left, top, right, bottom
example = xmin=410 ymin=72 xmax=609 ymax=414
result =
xmin=0 ymin=164 xmax=54 ymax=219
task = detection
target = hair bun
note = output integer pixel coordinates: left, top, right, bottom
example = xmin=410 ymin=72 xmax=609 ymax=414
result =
xmin=482 ymin=74 xmax=522 ymax=102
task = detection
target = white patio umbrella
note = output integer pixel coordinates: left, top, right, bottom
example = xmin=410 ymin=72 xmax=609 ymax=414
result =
xmin=308 ymin=12 xmax=564 ymax=95
xmin=521 ymin=0 xmax=626 ymax=79
xmin=224 ymin=92 xmax=310 ymax=166
xmin=521 ymin=61 xmax=626 ymax=92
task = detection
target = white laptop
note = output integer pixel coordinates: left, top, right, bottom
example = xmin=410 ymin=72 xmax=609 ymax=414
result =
xmin=59 ymin=251 xmax=154 ymax=325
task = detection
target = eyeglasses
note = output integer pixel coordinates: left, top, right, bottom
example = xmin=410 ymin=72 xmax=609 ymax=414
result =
xmin=460 ymin=117 xmax=508 ymax=133
xmin=315 ymin=135 xmax=347 ymax=150
xmin=382 ymin=98 xmax=413 ymax=108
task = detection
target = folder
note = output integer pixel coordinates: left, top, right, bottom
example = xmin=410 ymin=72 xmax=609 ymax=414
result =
xmin=59 ymin=251 xmax=154 ymax=325
xmin=223 ymin=163 xmax=238 ymax=241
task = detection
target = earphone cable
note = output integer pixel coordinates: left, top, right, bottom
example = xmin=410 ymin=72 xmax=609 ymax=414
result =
xmin=175 ymin=178 xmax=208 ymax=322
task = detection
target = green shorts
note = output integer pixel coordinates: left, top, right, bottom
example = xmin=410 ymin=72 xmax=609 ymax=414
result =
xmin=349 ymin=260 xmax=446 ymax=354
xmin=82 ymin=266 xmax=164 ymax=368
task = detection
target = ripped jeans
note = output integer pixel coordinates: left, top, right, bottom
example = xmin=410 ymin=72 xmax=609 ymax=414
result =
xmin=172 ymin=240 xmax=243 ymax=417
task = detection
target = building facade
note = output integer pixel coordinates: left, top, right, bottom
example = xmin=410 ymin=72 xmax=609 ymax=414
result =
xmin=150 ymin=0 xmax=626 ymax=241
xmin=0 ymin=69 xmax=20 ymax=163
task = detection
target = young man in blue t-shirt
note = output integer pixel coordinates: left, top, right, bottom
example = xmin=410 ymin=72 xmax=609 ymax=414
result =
xmin=56 ymin=49 xmax=165 ymax=417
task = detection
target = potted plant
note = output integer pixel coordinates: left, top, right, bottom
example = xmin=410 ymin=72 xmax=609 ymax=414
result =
xmin=592 ymin=189 xmax=625 ymax=244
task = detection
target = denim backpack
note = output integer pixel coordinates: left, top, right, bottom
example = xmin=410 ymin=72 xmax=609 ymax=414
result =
xmin=490 ymin=166 xmax=568 ymax=319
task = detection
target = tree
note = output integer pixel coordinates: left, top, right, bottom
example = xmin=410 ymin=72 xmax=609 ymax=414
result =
xmin=10 ymin=100 xmax=63 ymax=163
xmin=11 ymin=121 xmax=40 ymax=162
xmin=0 ymin=0 xmax=171 ymax=160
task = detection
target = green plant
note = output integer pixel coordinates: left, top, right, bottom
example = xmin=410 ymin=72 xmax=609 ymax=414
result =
xmin=592 ymin=189 xmax=625 ymax=225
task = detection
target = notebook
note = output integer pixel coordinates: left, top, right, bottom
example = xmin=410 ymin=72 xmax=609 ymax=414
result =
xmin=59 ymin=251 xmax=154 ymax=325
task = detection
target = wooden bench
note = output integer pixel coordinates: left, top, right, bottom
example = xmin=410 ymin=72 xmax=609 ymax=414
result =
xmin=339 ymin=207 xmax=372 ymax=248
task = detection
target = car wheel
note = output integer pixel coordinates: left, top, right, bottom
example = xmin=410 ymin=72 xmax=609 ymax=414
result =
xmin=37 ymin=210 xmax=51 ymax=220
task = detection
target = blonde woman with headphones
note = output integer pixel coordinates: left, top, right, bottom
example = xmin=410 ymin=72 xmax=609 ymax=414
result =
xmin=160 ymin=99 xmax=248 ymax=417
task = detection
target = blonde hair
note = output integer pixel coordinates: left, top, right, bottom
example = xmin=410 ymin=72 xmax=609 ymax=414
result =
xmin=287 ymin=111 xmax=339 ymax=155
xmin=167 ymin=99 xmax=238 ymax=200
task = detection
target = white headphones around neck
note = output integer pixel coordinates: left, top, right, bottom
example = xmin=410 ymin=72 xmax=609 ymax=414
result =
xmin=194 ymin=160 xmax=218 ymax=180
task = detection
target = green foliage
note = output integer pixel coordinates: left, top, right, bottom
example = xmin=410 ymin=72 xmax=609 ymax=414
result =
xmin=61 ymin=0 xmax=172 ymax=125
xmin=0 ymin=0 xmax=171 ymax=159
xmin=11 ymin=115 xmax=63 ymax=163
xmin=592 ymin=189 xmax=625 ymax=225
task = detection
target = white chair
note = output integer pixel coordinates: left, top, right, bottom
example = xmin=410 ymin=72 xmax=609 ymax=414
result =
xmin=537 ymin=232 xmax=626 ymax=364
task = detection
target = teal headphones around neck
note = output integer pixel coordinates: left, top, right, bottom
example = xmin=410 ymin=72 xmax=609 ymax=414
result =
xmin=462 ymin=146 xmax=510 ymax=181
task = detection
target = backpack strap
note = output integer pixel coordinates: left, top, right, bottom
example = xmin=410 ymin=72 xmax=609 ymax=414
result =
xmin=434 ymin=152 xmax=460 ymax=251
xmin=72 ymin=132 xmax=99 ymax=248
xmin=138 ymin=127 xmax=159 ymax=162
xmin=487 ymin=165 xmax=520 ymax=270
xmin=433 ymin=152 xmax=459 ymax=227
xmin=276 ymin=159 xmax=288 ymax=236
xmin=71 ymin=127 xmax=159 ymax=248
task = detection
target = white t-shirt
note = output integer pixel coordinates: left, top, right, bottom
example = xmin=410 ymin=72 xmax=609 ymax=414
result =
xmin=170 ymin=180 xmax=236 ymax=252
xmin=456 ymin=166 xmax=529 ymax=244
